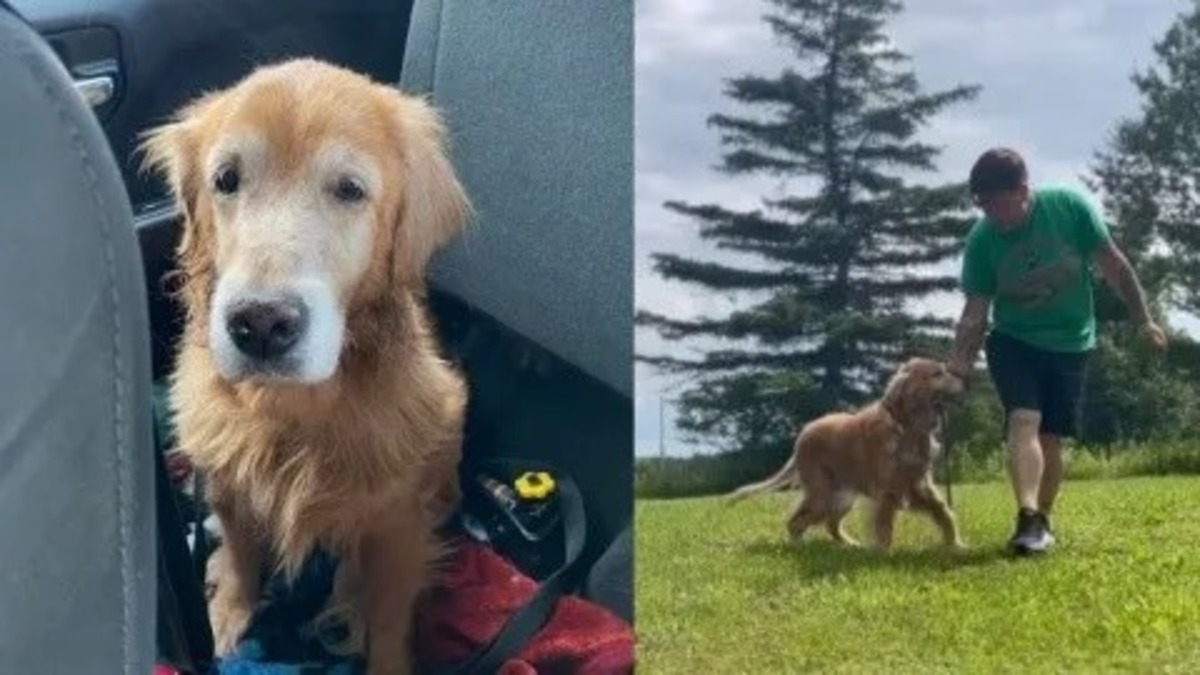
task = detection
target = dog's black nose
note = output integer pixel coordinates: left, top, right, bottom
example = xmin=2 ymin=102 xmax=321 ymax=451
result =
xmin=226 ymin=298 xmax=308 ymax=360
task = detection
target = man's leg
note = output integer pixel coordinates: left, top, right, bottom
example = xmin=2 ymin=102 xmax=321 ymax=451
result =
xmin=986 ymin=332 xmax=1054 ymax=555
xmin=1038 ymin=433 xmax=1064 ymax=516
xmin=1007 ymin=409 xmax=1044 ymax=512
xmin=1003 ymin=411 xmax=1055 ymax=554
xmin=1036 ymin=346 xmax=1090 ymax=534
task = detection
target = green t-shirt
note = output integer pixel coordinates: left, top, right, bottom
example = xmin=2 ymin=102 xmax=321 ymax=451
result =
xmin=960 ymin=186 xmax=1111 ymax=353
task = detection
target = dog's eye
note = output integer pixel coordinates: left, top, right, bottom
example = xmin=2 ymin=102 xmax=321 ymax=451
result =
xmin=331 ymin=177 xmax=366 ymax=204
xmin=213 ymin=165 xmax=240 ymax=195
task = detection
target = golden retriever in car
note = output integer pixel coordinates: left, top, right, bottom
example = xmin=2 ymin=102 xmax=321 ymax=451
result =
xmin=727 ymin=358 xmax=966 ymax=551
xmin=141 ymin=58 xmax=470 ymax=673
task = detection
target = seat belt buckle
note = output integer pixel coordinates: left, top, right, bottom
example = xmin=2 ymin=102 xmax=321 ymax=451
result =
xmin=460 ymin=468 xmax=565 ymax=580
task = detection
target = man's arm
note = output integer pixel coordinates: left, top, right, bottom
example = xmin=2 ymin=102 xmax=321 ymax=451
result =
xmin=1092 ymin=240 xmax=1152 ymax=326
xmin=948 ymin=294 xmax=991 ymax=377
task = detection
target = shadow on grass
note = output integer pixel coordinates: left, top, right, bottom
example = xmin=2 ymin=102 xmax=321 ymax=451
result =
xmin=743 ymin=537 xmax=1015 ymax=580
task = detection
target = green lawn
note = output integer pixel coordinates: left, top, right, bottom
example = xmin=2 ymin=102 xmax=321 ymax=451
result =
xmin=636 ymin=476 xmax=1200 ymax=673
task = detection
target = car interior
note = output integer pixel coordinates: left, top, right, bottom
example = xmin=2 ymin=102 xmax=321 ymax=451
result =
xmin=0 ymin=0 xmax=632 ymax=671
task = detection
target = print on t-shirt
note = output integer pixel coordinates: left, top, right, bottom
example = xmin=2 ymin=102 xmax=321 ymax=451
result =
xmin=994 ymin=234 xmax=1082 ymax=310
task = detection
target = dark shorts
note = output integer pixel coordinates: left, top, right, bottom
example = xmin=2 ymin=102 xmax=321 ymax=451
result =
xmin=985 ymin=331 xmax=1092 ymax=439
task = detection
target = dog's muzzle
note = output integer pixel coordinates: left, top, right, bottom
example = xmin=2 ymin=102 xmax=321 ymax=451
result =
xmin=225 ymin=296 xmax=309 ymax=362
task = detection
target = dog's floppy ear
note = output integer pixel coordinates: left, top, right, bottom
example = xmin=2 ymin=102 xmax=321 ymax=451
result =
xmin=883 ymin=362 xmax=927 ymax=427
xmin=138 ymin=94 xmax=221 ymax=317
xmin=882 ymin=366 xmax=911 ymax=415
xmin=138 ymin=94 xmax=219 ymax=224
xmin=388 ymin=93 xmax=472 ymax=286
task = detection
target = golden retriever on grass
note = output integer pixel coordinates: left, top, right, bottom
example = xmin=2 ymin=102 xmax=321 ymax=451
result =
xmin=727 ymin=358 xmax=966 ymax=551
xmin=142 ymin=58 xmax=470 ymax=673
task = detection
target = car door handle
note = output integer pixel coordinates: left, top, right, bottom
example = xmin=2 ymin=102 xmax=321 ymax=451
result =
xmin=41 ymin=25 xmax=121 ymax=113
xmin=74 ymin=74 xmax=115 ymax=107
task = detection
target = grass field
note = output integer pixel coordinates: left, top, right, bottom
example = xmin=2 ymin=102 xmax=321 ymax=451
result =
xmin=636 ymin=476 xmax=1200 ymax=673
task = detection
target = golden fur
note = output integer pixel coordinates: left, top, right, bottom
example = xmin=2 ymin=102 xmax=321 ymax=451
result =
xmin=727 ymin=358 xmax=966 ymax=551
xmin=141 ymin=58 xmax=470 ymax=673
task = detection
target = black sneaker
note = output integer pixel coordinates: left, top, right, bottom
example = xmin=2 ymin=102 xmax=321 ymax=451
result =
xmin=1009 ymin=508 xmax=1055 ymax=555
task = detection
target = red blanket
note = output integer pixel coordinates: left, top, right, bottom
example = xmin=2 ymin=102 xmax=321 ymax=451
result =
xmin=416 ymin=539 xmax=635 ymax=674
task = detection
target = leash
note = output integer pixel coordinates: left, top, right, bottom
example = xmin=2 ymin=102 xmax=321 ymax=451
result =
xmin=939 ymin=409 xmax=954 ymax=508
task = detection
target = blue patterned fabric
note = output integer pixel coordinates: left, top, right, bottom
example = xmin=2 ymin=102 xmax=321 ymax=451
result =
xmin=214 ymin=550 xmax=364 ymax=674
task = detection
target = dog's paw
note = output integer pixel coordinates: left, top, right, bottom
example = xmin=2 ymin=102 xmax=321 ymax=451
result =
xmin=209 ymin=592 xmax=254 ymax=656
xmin=366 ymin=643 xmax=413 ymax=675
xmin=944 ymin=539 xmax=968 ymax=553
xmin=869 ymin=537 xmax=899 ymax=554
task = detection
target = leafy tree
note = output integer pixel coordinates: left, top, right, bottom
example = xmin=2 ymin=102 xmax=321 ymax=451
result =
xmin=1083 ymin=3 xmax=1200 ymax=445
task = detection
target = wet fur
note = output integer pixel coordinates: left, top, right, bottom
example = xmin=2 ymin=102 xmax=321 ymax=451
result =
xmin=142 ymin=58 xmax=470 ymax=673
xmin=726 ymin=358 xmax=965 ymax=551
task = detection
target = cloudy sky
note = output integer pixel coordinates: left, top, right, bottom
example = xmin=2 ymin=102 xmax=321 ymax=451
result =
xmin=634 ymin=0 xmax=1191 ymax=458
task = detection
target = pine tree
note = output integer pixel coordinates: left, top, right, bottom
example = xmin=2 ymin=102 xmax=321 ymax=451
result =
xmin=638 ymin=0 xmax=980 ymax=456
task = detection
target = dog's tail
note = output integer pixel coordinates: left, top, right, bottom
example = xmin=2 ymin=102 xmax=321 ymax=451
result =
xmin=723 ymin=453 xmax=799 ymax=505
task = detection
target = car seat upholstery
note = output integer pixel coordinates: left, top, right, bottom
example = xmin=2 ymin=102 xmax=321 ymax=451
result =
xmin=0 ymin=6 xmax=156 ymax=673
xmin=401 ymin=0 xmax=633 ymax=401
xmin=400 ymin=1 xmax=634 ymax=623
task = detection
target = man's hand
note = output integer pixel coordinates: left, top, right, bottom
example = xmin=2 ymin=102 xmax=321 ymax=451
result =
xmin=1141 ymin=320 xmax=1168 ymax=352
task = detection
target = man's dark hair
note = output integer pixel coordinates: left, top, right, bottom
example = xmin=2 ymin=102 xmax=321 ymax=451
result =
xmin=969 ymin=148 xmax=1027 ymax=196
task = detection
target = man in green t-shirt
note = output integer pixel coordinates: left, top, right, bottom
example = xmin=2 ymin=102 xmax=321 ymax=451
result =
xmin=947 ymin=148 xmax=1167 ymax=556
